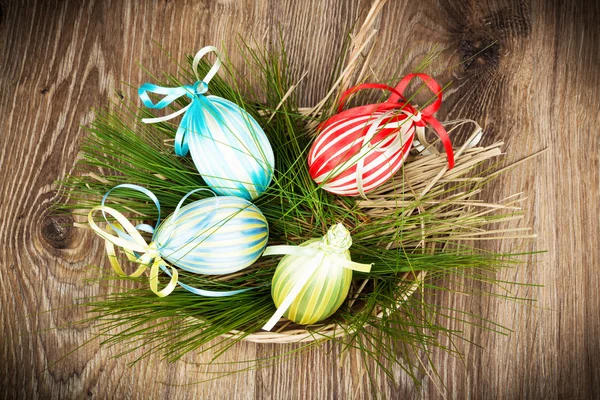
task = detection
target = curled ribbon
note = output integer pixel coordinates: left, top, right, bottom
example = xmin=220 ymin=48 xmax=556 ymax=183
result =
xmin=89 ymin=184 xmax=253 ymax=298
xmin=414 ymin=118 xmax=483 ymax=155
xmin=321 ymin=74 xmax=455 ymax=182
xmin=261 ymin=225 xmax=372 ymax=331
xmin=138 ymin=46 xmax=222 ymax=157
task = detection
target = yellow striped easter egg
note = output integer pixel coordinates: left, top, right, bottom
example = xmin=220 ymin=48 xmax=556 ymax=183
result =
xmin=271 ymin=226 xmax=354 ymax=325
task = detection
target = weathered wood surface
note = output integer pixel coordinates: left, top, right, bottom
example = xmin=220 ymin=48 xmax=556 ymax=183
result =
xmin=1 ymin=0 xmax=599 ymax=398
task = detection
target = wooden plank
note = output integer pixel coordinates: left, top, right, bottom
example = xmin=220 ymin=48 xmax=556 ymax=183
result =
xmin=0 ymin=0 xmax=598 ymax=398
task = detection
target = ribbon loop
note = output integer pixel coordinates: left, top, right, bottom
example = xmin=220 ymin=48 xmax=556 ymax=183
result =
xmin=139 ymin=46 xmax=222 ymax=125
xmin=149 ymin=258 xmax=179 ymax=298
xmin=101 ymin=183 xmax=161 ymax=234
xmin=138 ymin=84 xmax=191 ymax=110
xmin=337 ymin=83 xmax=406 ymax=113
xmin=192 ymin=45 xmax=222 ymax=83
xmin=390 ymin=73 xmax=443 ymax=116
xmin=390 ymin=73 xmax=453 ymax=167
xmin=89 ymin=205 xmax=150 ymax=253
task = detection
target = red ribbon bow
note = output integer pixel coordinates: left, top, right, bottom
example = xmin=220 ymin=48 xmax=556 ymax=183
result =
xmin=320 ymin=73 xmax=454 ymax=169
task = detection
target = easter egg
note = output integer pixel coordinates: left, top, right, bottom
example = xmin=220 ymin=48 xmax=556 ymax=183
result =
xmin=181 ymin=97 xmax=275 ymax=200
xmin=153 ymin=195 xmax=269 ymax=275
xmin=139 ymin=46 xmax=274 ymax=201
xmin=308 ymin=109 xmax=416 ymax=196
xmin=308 ymin=74 xmax=457 ymax=197
xmin=268 ymin=224 xmax=364 ymax=326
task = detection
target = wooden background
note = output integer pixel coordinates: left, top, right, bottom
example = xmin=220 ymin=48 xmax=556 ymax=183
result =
xmin=1 ymin=0 xmax=599 ymax=398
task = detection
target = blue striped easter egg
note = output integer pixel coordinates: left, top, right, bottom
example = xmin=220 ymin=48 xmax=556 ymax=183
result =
xmin=181 ymin=97 xmax=274 ymax=200
xmin=153 ymin=196 xmax=269 ymax=275
xmin=139 ymin=46 xmax=274 ymax=200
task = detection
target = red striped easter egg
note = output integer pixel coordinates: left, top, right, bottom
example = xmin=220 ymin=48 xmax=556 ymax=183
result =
xmin=308 ymin=109 xmax=416 ymax=196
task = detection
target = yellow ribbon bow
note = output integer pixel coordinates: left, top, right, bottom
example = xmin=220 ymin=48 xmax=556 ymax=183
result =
xmin=88 ymin=205 xmax=178 ymax=297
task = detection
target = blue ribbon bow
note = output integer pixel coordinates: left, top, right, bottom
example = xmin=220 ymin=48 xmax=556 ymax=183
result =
xmin=137 ymin=46 xmax=222 ymax=157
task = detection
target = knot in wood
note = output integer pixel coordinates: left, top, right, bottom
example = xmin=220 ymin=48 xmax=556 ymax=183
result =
xmin=41 ymin=214 xmax=73 ymax=249
xmin=460 ymin=38 xmax=500 ymax=71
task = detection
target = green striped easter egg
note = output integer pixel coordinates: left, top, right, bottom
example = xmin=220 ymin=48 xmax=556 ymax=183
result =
xmin=271 ymin=225 xmax=354 ymax=325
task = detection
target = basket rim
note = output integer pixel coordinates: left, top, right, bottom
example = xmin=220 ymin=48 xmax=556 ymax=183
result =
xmin=222 ymin=270 xmax=427 ymax=344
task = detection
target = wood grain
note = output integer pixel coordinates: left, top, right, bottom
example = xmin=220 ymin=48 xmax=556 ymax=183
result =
xmin=1 ymin=0 xmax=598 ymax=398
